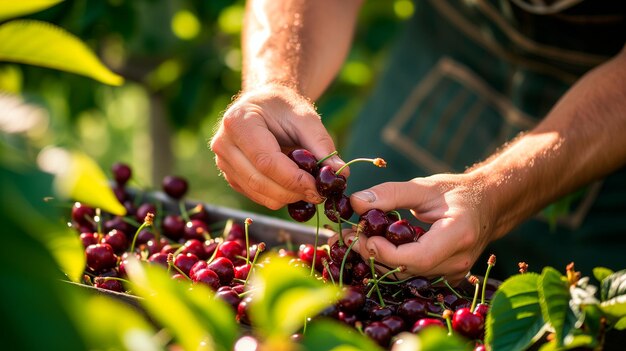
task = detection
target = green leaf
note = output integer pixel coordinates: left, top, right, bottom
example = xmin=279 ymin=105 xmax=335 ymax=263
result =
xmin=486 ymin=273 xmax=546 ymax=351
xmin=614 ymin=316 xmax=626 ymax=330
xmin=53 ymin=150 xmax=126 ymax=216
xmin=0 ymin=0 xmax=64 ymax=22
xmin=538 ymin=333 xmax=596 ymax=351
xmin=600 ymin=295 xmax=626 ymax=322
xmin=538 ymin=267 xmax=575 ymax=346
xmin=125 ymin=258 xmax=238 ymax=351
xmin=249 ymin=255 xmax=341 ymax=339
xmin=390 ymin=329 xmax=470 ymax=351
xmin=299 ymin=319 xmax=384 ymax=351
xmin=0 ymin=20 xmax=123 ymax=85
xmin=593 ymin=267 xmax=614 ymax=284
xmin=600 ymin=269 xmax=626 ymax=302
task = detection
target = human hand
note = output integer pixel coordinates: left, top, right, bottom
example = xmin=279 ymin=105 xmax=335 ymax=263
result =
xmin=346 ymin=173 xmax=494 ymax=285
xmin=210 ymin=84 xmax=347 ymax=209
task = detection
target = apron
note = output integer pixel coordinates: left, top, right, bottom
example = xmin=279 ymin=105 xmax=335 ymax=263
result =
xmin=345 ymin=0 xmax=626 ymax=278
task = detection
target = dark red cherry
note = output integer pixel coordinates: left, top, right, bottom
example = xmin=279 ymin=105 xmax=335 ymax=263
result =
xmin=324 ymin=194 xmax=354 ymax=223
xmin=322 ymin=261 xmax=351 ymax=284
xmin=329 ymin=241 xmax=358 ymax=265
xmin=193 ymin=268 xmax=220 ymax=290
xmin=162 ymin=215 xmax=185 ymax=241
xmin=452 ymin=298 xmax=472 ymax=311
xmin=298 ymin=244 xmax=328 ymax=272
xmin=338 ymin=287 xmax=366 ymax=313
xmin=173 ymin=253 xmax=199 ymax=276
xmin=180 ymin=239 xmax=206 ymax=259
xmin=71 ymin=202 xmax=95 ymax=228
xmin=287 ymin=201 xmax=316 ymax=222
xmin=364 ymin=321 xmax=392 ymax=347
xmin=369 ymin=305 xmax=395 ymax=321
xmin=215 ymin=287 xmax=241 ymax=311
xmin=386 ymin=219 xmax=417 ymax=246
xmin=184 ymin=219 xmax=210 ymax=241
xmin=208 ymin=257 xmax=235 ymax=285
xmin=234 ymin=263 xmax=251 ymax=280
xmin=288 ymin=149 xmax=319 ymax=176
xmin=148 ymin=252 xmax=169 ymax=269
xmin=315 ymin=165 xmax=346 ymax=198
xmin=381 ymin=315 xmax=406 ymax=335
xmin=135 ymin=229 xmax=155 ymax=246
xmin=225 ymin=222 xmax=245 ymax=241
xmin=337 ymin=311 xmax=357 ymax=326
xmin=411 ymin=318 xmax=445 ymax=333
xmin=237 ymin=296 xmax=253 ymax=325
xmin=80 ymin=232 xmax=100 ymax=248
xmin=397 ymin=298 xmax=428 ymax=324
xmin=216 ymin=240 xmax=245 ymax=265
xmin=473 ymin=303 xmax=489 ymax=319
xmin=357 ymin=209 xmax=390 ymax=237
xmin=135 ymin=203 xmax=157 ymax=223
xmin=413 ymin=225 xmax=427 ymax=240
xmin=162 ymin=175 xmax=188 ymax=199
xmin=101 ymin=229 xmax=128 ymax=254
xmin=452 ymin=308 xmax=484 ymax=339
xmin=404 ymin=276 xmax=431 ymax=297
xmin=189 ymin=260 xmax=208 ymax=281
xmin=111 ymin=162 xmax=132 ymax=186
xmin=85 ymin=243 xmax=117 ymax=272
xmin=112 ymin=185 xmax=128 ymax=203
xmin=94 ymin=277 xmax=124 ymax=292
xmin=103 ymin=216 xmax=134 ymax=235
xmin=351 ymin=260 xmax=372 ymax=284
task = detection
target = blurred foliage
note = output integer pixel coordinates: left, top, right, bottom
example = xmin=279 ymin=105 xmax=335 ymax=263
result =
xmin=3 ymin=0 xmax=409 ymax=220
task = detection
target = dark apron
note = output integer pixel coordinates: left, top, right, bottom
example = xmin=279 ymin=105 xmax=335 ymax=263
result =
xmin=345 ymin=0 xmax=626 ymax=278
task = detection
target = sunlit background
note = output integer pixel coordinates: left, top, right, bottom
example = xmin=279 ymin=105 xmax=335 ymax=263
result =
xmin=4 ymin=0 xmax=416 ymax=219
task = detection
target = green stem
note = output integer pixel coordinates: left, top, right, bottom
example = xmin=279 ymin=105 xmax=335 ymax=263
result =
xmin=316 ymin=150 xmax=338 ymax=165
xmin=322 ymin=259 xmax=335 ymax=285
xmin=244 ymin=219 xmax=251 ymax=265
xmin=445 ymin=316 xmax=453 ymax=336
xmin=368 ymin=257 xmax=385 ymax=307
xmin=168 ymin=261 xmax=191 ymax=280
xmin=130 ymin=221 xmax=152 ymax=253
xmin=335 ymin=158 xmax=378 ymax=175
xmin=243 ymin=242 xmax=265 ymax=289
xmin=335 ymin=202 xmax=344 ymax=246
xmin=379 ymin=276 xmax=416 ymax=285
xmin=310 ymin=206 xmax=320 ymax=277
xmin=179 ymin=201 xmax=191 ymax=223
xmin=443 ymin=279 xmax=464 ymax=299
xmin=339 ymin=236 xmax=359 ymax=288
xmin=387 ymin=210 xmax=401 ymax=221
xmin=471 ymin=280 xmax=480 ymax=312
xmin=481 ymin=265 xmax=493 ymax=304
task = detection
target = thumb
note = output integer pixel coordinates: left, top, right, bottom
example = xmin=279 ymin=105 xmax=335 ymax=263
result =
xmin=350 ymin=180 xmax=427 ymax=214
xmin=296 ymin=123 xmax=348 ymax=177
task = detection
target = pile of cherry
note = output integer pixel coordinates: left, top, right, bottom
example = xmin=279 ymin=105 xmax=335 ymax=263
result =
xmin=70 ymin=160 xmax=497 ymax=350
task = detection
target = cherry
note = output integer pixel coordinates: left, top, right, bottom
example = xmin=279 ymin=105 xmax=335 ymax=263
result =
xmin=189 ymin=204 xmax=211 ymax=223
xmin=184 ymin=219 xmax=210 ymax=241
xmin=396 ymin=298 xmax=428 ymax=324
xmin=204 ymin=240 xmax=219 ymax=259
xmin=473 ymin=303 xmax=489 ymax=319
xmin=474 ymin=345 xmax=487 ymax=351
xmin=322 ymin=261 xmax=351 ymax=284
xmin=404 ymin=276 xmax=431 ymax=297
xmin=351 ymin=260 xmax=372 ymax=284
xmin=357 ymin=209 xmax=390 ymax=237
xmin=112 ymin=185 xmax=128 ymax=203
xmin=287 ymin=201 xmax=316 ymax=223
xmin=236 ymin=296 xmax=253 ymax=325
xmin=315 ymin=165 xmax=346 ymax=198
xmin=189 ymin=260 xmax=209 ymax=281
xmin=411 ymin=318 xmax=445 ymax=333
xmin=162 ymin=214 xmax=185 ymax=241
xmin=385 ymin=219 xmax=417 ymax=246
xmin=329 ymin=241 xmax=358 ymax=265
xmin=193 ymin=268 xmax=220 ymax=290
xmin=338 ymin=287 xmax=366 ymax=314
xmin=414 ymin=225 xmax=427 ymax=240
xmin=298 ymin=244 xmax=328 ymax=272
xmin=452 ymin=308 xmax=485 ymax=340
xmin=323 ymin=194 xmax=353 ymax=223
xmin=364 ymin=321 xmax=392 ymax=347
xmin=381 ymin=315 xmax=406 ymax=335
xmin=225 ymin=222 xmax=245 ymax=241
xmin=234 ymin=263 xmax=251 ymax=280
xmin=80 ymin=232 xmax=100 ymax=248
xmin=71 ymin=202 xmax=95 ymax=228
xmin=369 ymin=305 xmax=395 ymax=321
xmin=180 ymin=239 xmax=206 ymax=259
xmin=94 ymin=277 xmax=124 ymax=292
xmin=215 ymin=287 xmax=241 ymax=311
xmin=288 ymin=149 xmax=319 ymax=176
xmin=208 ymin=257 xmax=235 ymax=286
xmin=162 ymin=175 xmax=188 ymax=199
xmin=216 ymin=240 xmax=244 ymax=263
xmin=103 ymin=216 xmax=134 ymax=235
xmin=337 ymin=311 xmax=357 ymax=326
xmin=85 ymin=243 xmax=118 ymax=272
xmin=101 ymin=229 xmax=128 ymax=254
xmin=452 ymin=298 xmax=472 ymax=311
xmin=135 ymin=203 xmax=157 ymax=223
xmin=148 ymin=252 xmax=169 ymax=269
xmin=173 ymin=253 xmax=199 ymax=276
xmin=134 ymin=229 xmax=155 ymax=247
xmin=111 ymin=162 xmax=132 ymax=186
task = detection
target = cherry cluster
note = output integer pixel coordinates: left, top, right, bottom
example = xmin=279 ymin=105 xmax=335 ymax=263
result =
xmin=73 ymin=163 xmax=263 ymax=302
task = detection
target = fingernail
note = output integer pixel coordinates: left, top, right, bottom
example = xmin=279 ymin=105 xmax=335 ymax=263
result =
xmin=353 ymin=190 xmax=376 ymax=203
xmin=305 ymin=191 xmax=323 ymax=204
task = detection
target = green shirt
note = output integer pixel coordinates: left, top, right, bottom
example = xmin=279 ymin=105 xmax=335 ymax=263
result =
xmin=345 ymin=0 xmax=626 ymax=278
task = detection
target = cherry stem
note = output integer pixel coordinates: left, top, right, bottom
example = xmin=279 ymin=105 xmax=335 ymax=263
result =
xmin=335 ymin=158 xmax=382 ymax=176
xmin=121 ymin=216 xmax=141 ymax=228
xmin=310 ymin=206 xmax=321 ymax=277
xmin=95 ymin=208 xmax=102 ymax=234
xmin=334 ymin=202 xmax=344 ymax=246
xmin=471 ymin=279 xmax=480 ymax=312
xmin=179 ymin=201 xmax=191 ymax=223
xmin=443 ymin=279 xmax=464 ymax=299
xmin=244 ymin=218 xmax=252 ymax=265
xmin=243 ymin=242 xmax=265 ymax=289
xmin=444 ymin=314 xmax=453 ymax=336
xmin=431 ymin=276 xmax=445 ymax=285
xmin=316 ymin=150 xmax=338 ymax=165
xmin=366 ymin=265 xmax=404 ymax=299
xmin=481 ymin=264 xmax=494 ymax=304
xmin=167 ymin=260 xmax=191 ymax=281
xmin=130 ymin=220 xmax=153 ymax=253
xmin=379 ymin=276 xmax=414 ymax=285
xmin=322 ymin=259 xmax=335 ymax=285
xmin=426 ymin=311 xmax=443 ymax=318
xmin=205 ymin=239 xmax=222 ymax=264
xmin=368 ymin=257 xmax=385 ymax=307
xmin=339 ymin=236 xmax=359 ymax=288
xmin=98 ymin=276 xmax=132 ymax=286
xmin=387 ymin=210 xmax=401 ymax=221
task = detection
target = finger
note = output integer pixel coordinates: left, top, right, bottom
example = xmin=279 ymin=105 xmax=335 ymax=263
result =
xmin=350 ymin=181 xmax=430 ymax=214
xmin=224 ymin=111 xmax=323 ymax=199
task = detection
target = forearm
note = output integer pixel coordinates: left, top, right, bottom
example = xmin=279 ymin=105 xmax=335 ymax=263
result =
xmin=470 ymin=46 xmax=626 ymax=238
xmin=242 ymin=0 xmax=363 ymax=100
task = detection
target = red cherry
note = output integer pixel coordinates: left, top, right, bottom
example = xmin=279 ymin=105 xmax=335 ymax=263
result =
xmin=94 ymin=277 xmax=124 ymax=292
xmin=193 ymin=268 xmax=220 ymax=290
xmin=184 ymin=219 xmax=210 ymax=241
xmin=111 ymin=162 xmax=132 ymax=186
xmin=364 ymin=321 xmax=392 ymax=347
xmin=315 ymin=165 xmax=346 ymax=198
xmin=411 ymin=318 xmax=445 ymax=333
xmin=452 ymin=308 xmax=485 ymax=339
xmin=162 ymin=215 xmax=185 ymax=241
xmin=385 ymin=219 xmax=417 ymax=246
xmin=162 ymin=175 xmax=188 ymax=199
xmin=208 ymin=257 xmax=235 ymax=286
xmin=288 ymin=149 xmax=319 ymax=176
xmin=80 ymin=232 xmax=99 ymax=248
xmin=357 ymin=209 xmax=390 ymax=237
xmin=381 ymin=315 xmax=406 ymax=335
xmin=148 ymin=253 xmax=169 ymax=269
xmin=338 ymin=287 xmax=366 ymax=313
xmin=173 ymin=253 xmax=199 ymax=276
xmin=234 ymin=263 xmax=251 ymax=280
xmin=329 ymin=241 xmax=358 ymax=265
xmin=135 ymin=203 xmax=157 ymax=223
xmin=101 ymin=229 xmax=128 ymax=254
xmin=85 ymin=243 xmax=118 ymax=272
xmin=298 ymin=244 xmax=328 ymax=272
xmin=287 ymin=201 xmax=316 ymax=222
xmin=473 ymin=303 xmax=489 ymax=319
xmin=324 ymin=194 xmax=354 ymax=223
xmin=71 ymin=202 xmax=95 ymax=229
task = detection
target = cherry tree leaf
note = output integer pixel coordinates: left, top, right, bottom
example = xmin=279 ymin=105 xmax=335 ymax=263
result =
xmin=538 ymin=267 xmax=575 ymax=346
xmin=299 ymin=320 xmax=384 ymax=351
xmin=0 ymin=20 xmax=123 ymax=85
xmin=0 ymin=0 xmax=63 ymax=22
xmin=600 ymin=269 xmax=626 ymax=302
xmin=593 ymin=267 xmax=614 ymax=284
xmin=486 ymin=273 xmax=546 ymax=351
